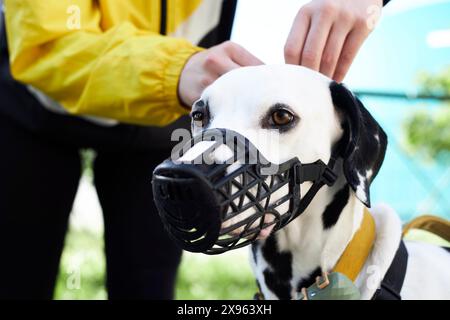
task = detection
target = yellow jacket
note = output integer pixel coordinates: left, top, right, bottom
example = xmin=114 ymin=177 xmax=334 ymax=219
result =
xmin=3 ymin=0 xmax=227 ymax=126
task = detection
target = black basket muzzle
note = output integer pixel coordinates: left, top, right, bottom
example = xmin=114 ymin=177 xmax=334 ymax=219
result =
xmin=152 ymin=129 xmax=338 ymax=254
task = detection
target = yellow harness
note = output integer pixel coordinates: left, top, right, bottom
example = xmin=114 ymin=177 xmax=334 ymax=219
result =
xmin=402 ymin=215 xmax=450 ymax=243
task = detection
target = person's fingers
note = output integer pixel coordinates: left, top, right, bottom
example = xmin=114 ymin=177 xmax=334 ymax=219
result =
xmin=215 ymin=58 xmax=241 ymax=75
xmin=225 ymin=42 xmax=264 ymax=67
xmin=333 ymin=28 xmax=368 ymax=82
xmin=204 ymin=52 xmax=240 ymax=76
xmin=284 ymin=8 xmax=311 ymax=65
xmin=319 ymin=23 xmax=352 ymax=78
xmin=300 ymin=10 xmax=334 ymax=71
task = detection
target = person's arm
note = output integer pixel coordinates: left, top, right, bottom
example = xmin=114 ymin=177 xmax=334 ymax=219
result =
xmin=4 ymin=0 xmax=201 ymax=126
xmin=285 ymin=0 xmax=388 ymax=82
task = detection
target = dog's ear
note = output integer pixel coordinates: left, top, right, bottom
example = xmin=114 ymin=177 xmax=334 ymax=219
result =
xmin=329 ymin=81 xmax=387 ymax=207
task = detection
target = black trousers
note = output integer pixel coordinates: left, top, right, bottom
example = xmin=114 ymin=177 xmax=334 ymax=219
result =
xmin=0 ymin=60 xmax=190 ymax=299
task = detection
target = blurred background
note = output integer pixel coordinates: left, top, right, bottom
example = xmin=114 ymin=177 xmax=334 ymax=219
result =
xmin=16 ymin=0 xmax=446 ymax=299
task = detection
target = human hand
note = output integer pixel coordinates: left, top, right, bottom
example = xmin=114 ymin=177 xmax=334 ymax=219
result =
xmin=284 ymin=0 xmax=383 ymax=82
xmin=178 ymin=41 xmax=263 ymax=107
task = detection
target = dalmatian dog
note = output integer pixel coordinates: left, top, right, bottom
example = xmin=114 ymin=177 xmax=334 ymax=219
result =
xmin=189 ymin=65 xmax=450 ymax=300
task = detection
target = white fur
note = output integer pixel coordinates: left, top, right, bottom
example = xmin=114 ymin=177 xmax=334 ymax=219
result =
xmin=355 ymin=203 xmax=402 ymax=299
xmin=401 ymin=242 xmax=450 ymax=299
xmin=199 ymin=65 xmax=450 ymax=300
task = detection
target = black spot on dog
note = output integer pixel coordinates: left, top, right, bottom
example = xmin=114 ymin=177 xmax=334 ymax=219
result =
xmin=263 ymin=269 xmax=292 ymax=300
xmin=296 ymin=267 xmax=322 ymax=292
xmin=261 ymin=235 xmax=293 ymax=299
xmin=262 ymin=236 xmax=292 ymax=281
xmin=322 ymin=185 xmax=350 ymax=229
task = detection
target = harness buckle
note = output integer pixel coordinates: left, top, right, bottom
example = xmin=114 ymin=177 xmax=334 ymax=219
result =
xmin=316 ymin=272 xmax=331 ymax=289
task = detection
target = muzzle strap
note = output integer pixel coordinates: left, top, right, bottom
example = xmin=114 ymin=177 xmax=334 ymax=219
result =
xmin=288 ymin=158 xmax=339 ymax=224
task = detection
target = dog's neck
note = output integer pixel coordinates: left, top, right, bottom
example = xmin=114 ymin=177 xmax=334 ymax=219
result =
xmin=273 ymin=158 xmax=365 ymax=289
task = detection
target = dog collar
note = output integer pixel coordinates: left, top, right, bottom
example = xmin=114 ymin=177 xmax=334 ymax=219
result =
xmin=256 ymin=210 xmax=411 ymax=300
xmin=297 ymin=209 xmax=375 ymax=300
xmin=296 ymin=209 xmax=376 ymax=300
xmin=333 ymin=208 xmax=376 ymax=281
xmin=254 ymin=209 xmax=376 ymax=300
xmin=299 ymin=211 xmax=412 ymax=301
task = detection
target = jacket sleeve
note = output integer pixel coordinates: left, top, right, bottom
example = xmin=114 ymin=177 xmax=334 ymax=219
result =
xmin=4 ymin=0 xmax=202 ymax=126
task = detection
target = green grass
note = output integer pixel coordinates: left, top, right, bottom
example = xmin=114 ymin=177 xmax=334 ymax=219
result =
xmin=176 ymin=251 xmax=256 ymax=300
xmin=55 ymin=229 xmax=107 ymax=300
xmin=55 ymin=228 xmax=256 ymax=300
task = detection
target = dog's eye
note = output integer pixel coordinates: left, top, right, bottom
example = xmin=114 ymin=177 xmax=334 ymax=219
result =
xmin=271 ymin=109 xmax=294 ymax=126
xmin=192 ymin=111 xmax=204 ymax=127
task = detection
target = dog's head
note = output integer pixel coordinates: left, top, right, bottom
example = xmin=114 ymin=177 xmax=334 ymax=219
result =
xmin=191 ymin=65 xmax=387 ymax=208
